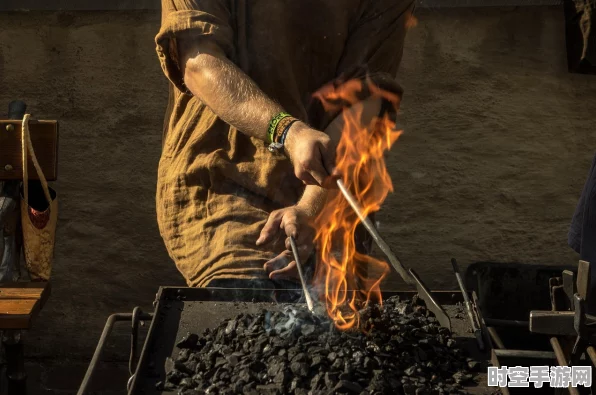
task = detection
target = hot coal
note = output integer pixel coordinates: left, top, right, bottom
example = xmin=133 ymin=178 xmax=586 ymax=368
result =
xmin=159 ymin=296 xmax=478 ymax=394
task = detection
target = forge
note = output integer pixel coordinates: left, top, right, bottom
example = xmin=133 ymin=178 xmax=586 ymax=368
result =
xmin=109 ymin=287 xmax=487 ymax=395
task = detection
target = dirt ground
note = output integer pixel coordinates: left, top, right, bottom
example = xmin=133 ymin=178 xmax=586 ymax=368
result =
xmin=0 ymin=5 xmax=594 ymax=393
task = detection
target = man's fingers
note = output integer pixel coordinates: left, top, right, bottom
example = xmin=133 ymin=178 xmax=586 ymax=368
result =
xmin=281 ymin=212 xmax=299 ymax=239
xmin=309 ymin=164 xmax=329 ymax=187
xmin=270 ymin=260 xmax=299 ymax=281
xmin=256 ymin=210 xmax=282 ymax=245
xmin=321 ymin=141 xmax=336 ymax=177
xmin=263 ymin=250 xmax=292 ymax=273
xmin=295 ymin=166 xmax=319 ymax=186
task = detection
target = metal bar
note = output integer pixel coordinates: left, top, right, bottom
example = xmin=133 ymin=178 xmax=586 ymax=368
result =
xmin=451 ymin=258 xmax=484 ymax=350
xmin=494 ymin=349 xmax=557 ymax=359
xmin=550 ymin=337 xmax=580 ymax=395
xmin=77 ymin=311 xmax=152 ymax=395
xmin=472 ymin=291 xmax=493 ymax=351
xmin=484 ymin=318 xmax=529 ymax=327
xmin=487 ymin=327 xmax=506 ymax=349
xmin=289 ymin=236 xmax=314 ymax=312
xmin=336 ymin=179 xmax=413 ymax=285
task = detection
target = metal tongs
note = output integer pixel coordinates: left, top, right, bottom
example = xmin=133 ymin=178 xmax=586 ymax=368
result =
xmin=335 ymin=179 xmax=451 ymax=330
xmin=289 ymin=236 xmax=315 ymax=312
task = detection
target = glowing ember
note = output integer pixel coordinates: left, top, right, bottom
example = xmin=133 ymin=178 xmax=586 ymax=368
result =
xmin=313 ymin=77 xmax=403 ymax=331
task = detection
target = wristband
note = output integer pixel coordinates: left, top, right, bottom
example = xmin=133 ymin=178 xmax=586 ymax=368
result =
xmin=267 ymin=112 xmax=291 ymax=145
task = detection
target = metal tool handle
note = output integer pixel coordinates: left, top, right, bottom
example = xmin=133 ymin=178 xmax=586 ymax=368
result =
xmin=451 ymin=258 xmax=472 ymax=305
xmin=289 ymin=236 xmax=315 ymax=312
xmin=77 ymin=308 xmax=153 ymax=395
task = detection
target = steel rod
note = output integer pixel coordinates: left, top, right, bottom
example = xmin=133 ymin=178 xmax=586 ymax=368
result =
xmin=289 ymin=236 xmax=315 ymax=312
xmin=493 ymin=349 xmax=557 ymax=359
xmin=336 ymin=179 xmax=413 ymax=285
xmin=484 ymin=318 xmax=529 ymax=327
xmin=550 ymin=337 xmax=580 ymax=395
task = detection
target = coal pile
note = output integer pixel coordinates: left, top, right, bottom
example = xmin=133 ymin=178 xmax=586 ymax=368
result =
xmin=158 ymin=296 xmax=479 ymax=395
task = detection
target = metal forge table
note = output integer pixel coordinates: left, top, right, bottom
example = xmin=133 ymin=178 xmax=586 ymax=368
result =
xmin=77 ymin=286 xmax=493 ymax=395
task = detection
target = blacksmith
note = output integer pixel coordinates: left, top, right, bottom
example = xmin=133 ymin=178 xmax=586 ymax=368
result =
xmin=155 ymin=0 xmax=416 ymax=288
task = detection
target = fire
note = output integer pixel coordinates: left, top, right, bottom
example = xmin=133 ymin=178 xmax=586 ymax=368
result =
xmin=313 ymin=77 xmax=403 ymax=331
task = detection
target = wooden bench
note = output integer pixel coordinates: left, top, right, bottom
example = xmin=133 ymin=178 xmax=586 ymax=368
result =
xmin=0 ymin=282 xmax=51 ymax=395
xmin=0 ymin=282 xmax=51 ymax=330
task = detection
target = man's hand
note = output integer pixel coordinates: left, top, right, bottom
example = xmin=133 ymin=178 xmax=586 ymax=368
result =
xmin=284 ymin=122 xmax=338 ymax=188
xmin=256 ymin=204 xmax=315 ymax=281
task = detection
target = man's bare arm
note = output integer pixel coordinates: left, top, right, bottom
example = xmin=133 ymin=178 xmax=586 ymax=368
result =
xmin=297 ymin=185 xmax=328 ymax=218
xmin=180 ymin=39 xmax=281 ymax=142
xmin=179 ymin=39 xmax=336 ymax=187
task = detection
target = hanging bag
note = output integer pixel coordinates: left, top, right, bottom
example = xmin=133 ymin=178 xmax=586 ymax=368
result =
xmin=20 ymin=114 xmax=57 ymax=281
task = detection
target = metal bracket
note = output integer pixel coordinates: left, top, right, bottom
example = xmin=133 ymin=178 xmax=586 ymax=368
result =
xmin=76 ymin=308 xmax=153 ymax=395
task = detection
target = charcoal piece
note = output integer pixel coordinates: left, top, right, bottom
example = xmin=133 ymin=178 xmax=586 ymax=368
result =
xmin=452 ymin=372 xmax=473 ymax=384
xmin=155 ymin=381 xmax=164 ymax=390
xmin=267 ymin=360 xmax=286 ymax=377
xmin=290 ymin=361 xmax=309 ymax=377
xmin=164 ymin=381 xmax=177 ymax=391
xmin=226 ymin=354 xmax=240 ymax=367
xmin=331 ymin=357 xmax=344 ymax=371
xmin=333 ymin=380 xmax=363 ymax=393
xmin=339 ymin=372 xmax=352 ymax=381
xmin=273 ymin=370 xmax=289 ymax=385
xmin=225 ymin=319 xmax=237 ymax=335
xmin=327 ymin=352 xmax=337 ymax=362
xmin=404 ymin=366 xmax=416 ymax=376
xmin=467 ymin=360 xmax=479 ymax=371
xmin=166 ymin=369 xmax=185 ymax=384
xmin=179 ymin=377 xmax=193 ymax=389
xmin=311 ymin=354 xmax=324 ymax=368
xmin=301 ymin=323 xmax=316 ymax=336
xmin=403 ymin=384 xmax=417 ymax=395
xmin=255 ymin=384 xmax=283 ymax=394
xmin=324 ymin=372 xmax=339 ymax=389
xmin=292 ymin=352 xmax=308 ymax=363
xmin=310 ymin=372 xmax=324 ymax=390
xmin=248 ymin=360 xmax=266 ymax=373
xmin=289 ymin=377 xmax=301 ymax=392
xmin=177 ymin=349 xmax=191 ymax=362
xmin=177 ymin=333 xmax=200 ymax=349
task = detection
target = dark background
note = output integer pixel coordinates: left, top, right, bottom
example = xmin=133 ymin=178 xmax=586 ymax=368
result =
xmin=0 ymin=3 xmax=593 ymax=393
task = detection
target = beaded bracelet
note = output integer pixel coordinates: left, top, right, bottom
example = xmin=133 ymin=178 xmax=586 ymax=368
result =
xmin=267 ymin=112 xmax=292 ymax=145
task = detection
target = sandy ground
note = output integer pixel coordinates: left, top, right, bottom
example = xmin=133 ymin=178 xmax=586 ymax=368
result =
xmin=0 ymin=5 xmax=594 ymax=393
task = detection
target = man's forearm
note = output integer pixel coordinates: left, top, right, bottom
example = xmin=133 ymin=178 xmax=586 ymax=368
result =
xmin=297 ymin=185 xmax=328 ymax=218
xmin=180 ymin=40 xmax=286 ymax=142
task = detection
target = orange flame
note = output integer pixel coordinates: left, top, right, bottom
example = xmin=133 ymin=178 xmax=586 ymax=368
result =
xmin=313 ymin=78 xmax=402 ymax=331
